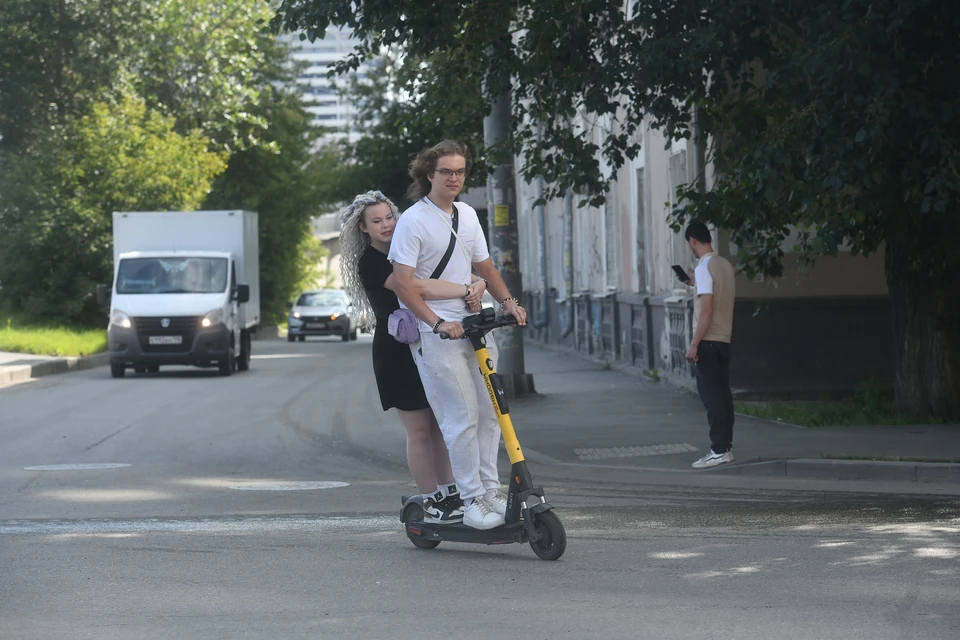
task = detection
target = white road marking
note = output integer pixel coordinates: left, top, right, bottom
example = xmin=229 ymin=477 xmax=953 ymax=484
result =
xmin=0 ymin=514 xmax=396 ymax=536
xmin=23 ymin=463 xmax=132 ymax=471
xmin=573 ymin=443 xmax=699 ymax=461
xmin=228 ymin=481 xmax=350 ymax=491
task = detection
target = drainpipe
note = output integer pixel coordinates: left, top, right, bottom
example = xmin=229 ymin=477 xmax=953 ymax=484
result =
xmin=534 ymin=166 xmax=549 ymax=328
xmin=560 ymin=188 xmax=574 ymax=337
xmin=692 ymin=105 xmax=706 ymax=193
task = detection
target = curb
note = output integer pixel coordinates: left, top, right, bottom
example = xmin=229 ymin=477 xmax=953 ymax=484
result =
xmin=710 ymin=457 xmax=960 ymax=484
xmin=0 ymin=352 xmax=109 ymax=386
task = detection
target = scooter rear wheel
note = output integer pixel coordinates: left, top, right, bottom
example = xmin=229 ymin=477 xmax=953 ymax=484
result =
xmin=403 ymin=503 xmax=440 ymax=550
xmin=528 ymin=510 xmax=566 ymax=561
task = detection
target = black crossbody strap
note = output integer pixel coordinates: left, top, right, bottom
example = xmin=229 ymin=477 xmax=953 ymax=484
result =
xmin=429 ymin=206 xmax=459 ymax=280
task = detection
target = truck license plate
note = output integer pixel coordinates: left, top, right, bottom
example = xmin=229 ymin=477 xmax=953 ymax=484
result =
xmin=306 ymin=322 xmax=326 ymax=329
xmin=149 ymin=335 xmax=182 ymax=345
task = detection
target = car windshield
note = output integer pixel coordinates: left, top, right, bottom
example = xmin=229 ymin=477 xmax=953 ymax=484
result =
xmin=116 ymin=257 xmax=229 ymax=294
xmin=297 ymin=292 xmax=347 ymax=307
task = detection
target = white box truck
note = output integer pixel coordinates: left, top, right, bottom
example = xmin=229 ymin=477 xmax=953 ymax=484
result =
xmin=100 ymin=210 xmax=260 ymax=378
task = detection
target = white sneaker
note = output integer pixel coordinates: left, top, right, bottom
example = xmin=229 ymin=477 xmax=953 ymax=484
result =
xmin=485 ymin=490 xmax=508 ymax=517
xmin=692 ymin=450 xmax=735 ymax=469
xmin=462 ymin=497 xmax=505 ymax=530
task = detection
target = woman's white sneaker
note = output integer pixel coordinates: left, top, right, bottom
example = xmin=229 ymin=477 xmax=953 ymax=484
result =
xmin=463 ymin=497 xmax=505 ymax=530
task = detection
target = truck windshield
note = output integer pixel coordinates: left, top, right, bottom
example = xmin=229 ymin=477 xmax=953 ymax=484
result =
xmin=116 ymin=257 xmax=229 ymax=294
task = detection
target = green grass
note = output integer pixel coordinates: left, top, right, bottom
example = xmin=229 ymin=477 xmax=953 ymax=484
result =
xmin=735 ymin=376 xmax=951 ymax=427
xmin=0 ymin=314 xmax=107 ymax=357
xmin=735 ymin=400 xmax=941 ymax=427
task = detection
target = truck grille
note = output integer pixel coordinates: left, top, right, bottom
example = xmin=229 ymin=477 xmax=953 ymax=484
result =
xmin=134 ymin=316 xmax=200 ymax=352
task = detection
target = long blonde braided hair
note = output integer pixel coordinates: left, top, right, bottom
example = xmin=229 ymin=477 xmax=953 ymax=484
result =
xmin=338 ymin=190 xmax=401 ymax=332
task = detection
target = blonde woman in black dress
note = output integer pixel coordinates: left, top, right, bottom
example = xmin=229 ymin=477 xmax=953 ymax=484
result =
xmin=338 ymin=190 xmax=487 ymax=524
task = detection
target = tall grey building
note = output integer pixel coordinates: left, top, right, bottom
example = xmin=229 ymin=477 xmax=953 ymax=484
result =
xmin=278 ymin=27 xmax=373 ymax=141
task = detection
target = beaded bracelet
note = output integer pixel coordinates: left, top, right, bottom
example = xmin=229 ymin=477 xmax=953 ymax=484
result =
xmin=501 ymin=296 xmax=520 ymax=305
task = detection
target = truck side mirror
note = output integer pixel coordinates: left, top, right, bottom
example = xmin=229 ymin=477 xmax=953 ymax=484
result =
xmin=96 ymin=283 xmax=111 ymax=307
xmin=236 ymin=284 xmax=250 ymax=303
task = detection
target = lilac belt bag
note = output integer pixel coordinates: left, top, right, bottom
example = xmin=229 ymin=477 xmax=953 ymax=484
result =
xmin=388 ymin=309 xmax=420 ymax=344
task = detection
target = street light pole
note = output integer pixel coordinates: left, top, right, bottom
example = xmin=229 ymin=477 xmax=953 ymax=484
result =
xmin=483 ymin=88 xmax=534 ymax=398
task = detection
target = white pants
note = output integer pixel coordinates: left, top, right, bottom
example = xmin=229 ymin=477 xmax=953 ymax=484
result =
xmin=410 ymin=331 xmax=501 ymax=501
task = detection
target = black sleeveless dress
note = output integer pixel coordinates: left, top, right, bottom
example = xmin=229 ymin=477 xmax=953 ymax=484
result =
xmin=358 ymin=245 xmax=431 ymax=412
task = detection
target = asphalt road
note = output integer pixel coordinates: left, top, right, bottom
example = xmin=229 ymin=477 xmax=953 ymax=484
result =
xmin=1 ymin=337 xmax=957 ymax=639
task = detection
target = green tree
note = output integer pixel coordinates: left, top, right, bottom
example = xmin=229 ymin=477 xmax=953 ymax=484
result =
xmin=133 ymin=0 xmax=279 ymax=152
xmin=0 ymin=96 xmax=227 ymax=323
xmin=331 ymin=52 xmax=487 ymax=208
xmin=0 ymin=0 xmax=147 ymax=152
xmin=274 ymin=0 xmax=960 ymax=419
xmin=203 ymin=88 xmax=340 ymax=324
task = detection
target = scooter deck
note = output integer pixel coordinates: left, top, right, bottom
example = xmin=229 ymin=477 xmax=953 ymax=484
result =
xmin=405 ymin=520 xmax=527 ymax=545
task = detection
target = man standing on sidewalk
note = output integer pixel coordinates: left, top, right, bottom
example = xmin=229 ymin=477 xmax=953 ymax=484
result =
xmin=683 ymin=221 xmax=737 ymax=469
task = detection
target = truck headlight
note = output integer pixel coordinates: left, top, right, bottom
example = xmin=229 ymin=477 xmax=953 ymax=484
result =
xmin=110 ymin=310 xmax=132 ymax=329
xmin=201 ymin=309 xmax=223 ymax=328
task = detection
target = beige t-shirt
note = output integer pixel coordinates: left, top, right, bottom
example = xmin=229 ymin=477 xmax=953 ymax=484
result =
xmin=693 ymin=252 xmax=735 ymax=343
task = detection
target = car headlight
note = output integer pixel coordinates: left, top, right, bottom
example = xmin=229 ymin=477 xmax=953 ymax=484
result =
xmin=110 ymin=309 xmax=132 ymax=329
xmin=330 ymin=312 xmax=341 ymax=319
xmin=292 ymin=311 xmax=301 ymax=318
xmin=201 ymin=308 xmax=223 ymax=328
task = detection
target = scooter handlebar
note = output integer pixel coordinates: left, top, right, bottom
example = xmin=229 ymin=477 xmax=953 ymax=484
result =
xmin=438 ymin=310 xmax=519 ymax=340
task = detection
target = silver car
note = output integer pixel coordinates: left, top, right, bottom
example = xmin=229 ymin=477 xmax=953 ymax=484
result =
xmin=287 ymin=289 xmax=358 ymax=342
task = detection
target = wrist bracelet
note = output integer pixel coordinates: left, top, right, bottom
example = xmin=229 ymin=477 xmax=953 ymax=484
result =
xmin=501 ymin=296 xmax=519 ymax=306
xmin=433 ymin=318 xmax=445 ymax=334
xmin=464 ymin=284 xmax=471 ymax=297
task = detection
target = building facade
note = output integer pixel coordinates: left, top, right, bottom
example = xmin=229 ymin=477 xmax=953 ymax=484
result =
xmin=512 ymin=112 xmax=891 ymax=398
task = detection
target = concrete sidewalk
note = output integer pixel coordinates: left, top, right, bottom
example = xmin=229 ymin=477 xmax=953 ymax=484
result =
xmin=0 ymin=350 xmax=108 ymax=386
xmin=508 ymin=343 xmax=960 ymax=485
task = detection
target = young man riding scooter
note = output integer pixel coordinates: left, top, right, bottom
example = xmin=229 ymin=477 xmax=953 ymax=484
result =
xmin=388 ymin=139 xmax=527 ymax=530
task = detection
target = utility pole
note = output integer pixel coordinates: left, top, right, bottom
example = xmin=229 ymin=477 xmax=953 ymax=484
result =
xmin=483 ymin=89 xmax=534 ymax=398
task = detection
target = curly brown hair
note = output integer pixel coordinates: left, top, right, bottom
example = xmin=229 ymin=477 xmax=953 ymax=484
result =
xmin=405 ymin=139 xmax=473 ymax=203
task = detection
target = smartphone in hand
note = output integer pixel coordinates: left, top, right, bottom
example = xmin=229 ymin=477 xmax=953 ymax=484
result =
xmin=672 ymin=265 xmax=692 ymax=284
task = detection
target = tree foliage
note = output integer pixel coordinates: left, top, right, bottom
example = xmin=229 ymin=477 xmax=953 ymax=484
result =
xmin=0 ymin=0 xmax=148 ymax=152
xmin=133 ymin=0 xmax=279 ymax=152
xmin=329 ymin=52 xmax=487 ymax=208
xmin=274 ymin=0 xmax=959 ymax=276
xmin=0 ymin=96 xmax=227 ymax=322
xmin=203 ymin=88 xmax=339 ymax=324
xmin=0 ymin=0 xmax=338 ymax=327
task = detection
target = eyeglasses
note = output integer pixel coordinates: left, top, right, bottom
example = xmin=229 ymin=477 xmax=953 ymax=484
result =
xmin=435 ymin=169 xmax=467 ymax=178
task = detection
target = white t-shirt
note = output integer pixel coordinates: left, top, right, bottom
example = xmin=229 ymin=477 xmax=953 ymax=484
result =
xmin=694 ymin=254 xmax=714 ymax=296
xmin=388 ymin=197 xmax=490 ymax=329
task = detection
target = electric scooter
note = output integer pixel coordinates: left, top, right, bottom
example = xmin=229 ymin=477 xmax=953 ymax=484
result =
xmin=399 ymin=307 xmax=567 ymax=561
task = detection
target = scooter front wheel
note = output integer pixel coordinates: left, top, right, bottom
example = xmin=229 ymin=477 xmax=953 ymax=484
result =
xmin=403 ymin=502 xmax=441 ymax=550
xmin=528 ymin=510 xmax=566 ymax=561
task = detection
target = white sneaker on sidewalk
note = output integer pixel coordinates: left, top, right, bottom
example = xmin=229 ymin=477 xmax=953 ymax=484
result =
xmin=692 ymin=450 xmax=734 ymax=469
xmin=462 ymin=497 xmax=505 ymax=530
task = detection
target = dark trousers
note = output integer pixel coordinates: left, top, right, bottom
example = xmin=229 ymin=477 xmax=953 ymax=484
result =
xmin=695 ymin=341 xmax=734 ymax=454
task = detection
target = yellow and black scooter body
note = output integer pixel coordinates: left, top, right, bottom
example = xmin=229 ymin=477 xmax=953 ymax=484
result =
xmin=400 ymin=308 xmax=566 ymax=560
